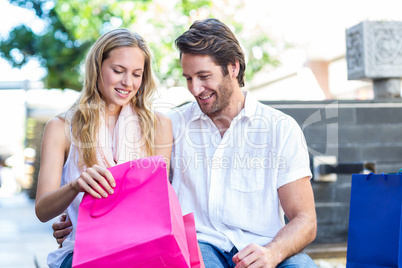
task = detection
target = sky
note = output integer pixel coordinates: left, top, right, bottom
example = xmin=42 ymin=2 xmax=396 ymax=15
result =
xmin=263 ymin=0 xmax=402 ymax=60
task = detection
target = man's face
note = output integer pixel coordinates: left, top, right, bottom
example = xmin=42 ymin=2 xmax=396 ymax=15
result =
xmin=181 ymin=53 xmax=233 ymax=117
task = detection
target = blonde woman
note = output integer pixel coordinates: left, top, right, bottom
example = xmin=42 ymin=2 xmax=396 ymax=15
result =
xmin=35 ymin=29 xmax=172 ymax=268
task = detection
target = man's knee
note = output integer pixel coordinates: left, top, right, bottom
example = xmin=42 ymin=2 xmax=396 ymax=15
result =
xmin=277 ymin=252 xmax=318 ymax=268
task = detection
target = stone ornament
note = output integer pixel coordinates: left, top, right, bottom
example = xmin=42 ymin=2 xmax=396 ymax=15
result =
xmin=346 ymin=21 xmax=402 ymax=80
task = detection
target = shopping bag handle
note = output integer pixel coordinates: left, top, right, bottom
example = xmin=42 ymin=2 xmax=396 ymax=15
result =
xmin=90 ymin=166 xmax=131 ymax=218
xmin=89 ymin=156 xmax=166 ymax=218
xmin=366 ymin=172 xmax=387 ymax=180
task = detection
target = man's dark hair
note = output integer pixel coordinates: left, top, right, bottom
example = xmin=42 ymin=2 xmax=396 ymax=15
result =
xmin=175 ymin=18 xmax=246 ymax=87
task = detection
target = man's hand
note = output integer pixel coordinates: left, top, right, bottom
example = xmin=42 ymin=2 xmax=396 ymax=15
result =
xmin=52 ymin=214 xmax=72 ymax=247
xmin=233 ymin=177 xmax=317 ymax=267
xmin=232 ymin=243 xmax=279 ymax=268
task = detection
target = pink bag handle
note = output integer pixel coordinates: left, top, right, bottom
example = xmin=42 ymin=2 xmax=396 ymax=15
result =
xmin=183 ymin=213 xmax=205 ymax=268
xmin=89 ymin=167 xmax=131 ymax=218
xmin=89 ymin=156 xmax=165 ymax=218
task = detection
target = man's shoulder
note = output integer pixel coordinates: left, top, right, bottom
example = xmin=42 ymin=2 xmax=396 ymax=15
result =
xmin=167 ymin=101 xmax=200 ymax=137
xmin=252 ymin=101 xmax=301 ymax=132
xmin=167 ymin=101 xmax=197 ymax=121
xmin=255 ymin=101 xmax=292 ymax=119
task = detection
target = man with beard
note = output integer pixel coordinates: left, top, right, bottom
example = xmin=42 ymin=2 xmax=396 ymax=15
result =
xmin=169 ymin=18 xmax=318 ymax=267
xmin=53 ymin=18 xmax=318 ymax=268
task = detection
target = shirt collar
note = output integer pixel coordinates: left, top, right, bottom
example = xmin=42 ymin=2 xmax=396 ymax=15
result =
xmin=240 ymin=90 xmax=258 ymax=120
xmin=191 ymin=101 xmax=208 ymax=121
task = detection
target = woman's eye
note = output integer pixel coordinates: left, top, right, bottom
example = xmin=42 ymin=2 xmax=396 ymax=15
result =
xmin=113 ymin=69 xmax=123 ymax=74
xmin=133 ymin=74 xmax=141 ymax=78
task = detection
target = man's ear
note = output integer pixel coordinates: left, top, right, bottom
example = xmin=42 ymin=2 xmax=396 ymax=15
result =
xmin=229 ymin=60 xmax=240 ymax=78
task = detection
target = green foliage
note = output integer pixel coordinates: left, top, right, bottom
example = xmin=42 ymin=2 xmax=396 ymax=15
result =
xmin=0 ymin=25 xmax=36 ymax=67
xmin=0 ymin=4 xmax=91 ymax=90
xmin=0 ymin=0 xmax=152 ymax=90
xmin=0 ymin=0 xmax=280 ymax=90
xmin=176 ymin=0 xmax=212 ymax=16
xmin=242 ymin=33 xmax=280 ymax=83
xmin=147 ymin=0 xmax=214 ymax=88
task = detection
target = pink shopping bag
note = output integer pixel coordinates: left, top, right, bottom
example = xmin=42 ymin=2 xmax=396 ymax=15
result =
xmin=72 ymin=155 xmax=190 ymax=268
xmin=183 ymin=213 xmax=205 ymax=268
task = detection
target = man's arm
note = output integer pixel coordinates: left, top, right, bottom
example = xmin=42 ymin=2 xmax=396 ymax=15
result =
xmin=232 ymin=176 xmax=316 ymax=267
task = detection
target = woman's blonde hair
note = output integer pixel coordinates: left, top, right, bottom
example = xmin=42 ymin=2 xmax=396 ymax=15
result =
xmin=69 ymin=28 xmax=157 ymax=167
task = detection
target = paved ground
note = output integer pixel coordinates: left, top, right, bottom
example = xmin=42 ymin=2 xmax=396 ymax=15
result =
xmin=0 ymin=173 xmax=346 ymax=268
xmin=0 ymin=172 xmax=56 ymax=268
xmin=0 ymin=193 xmax=56 ymax=268
xmin=315 ymin=258 xmax=346 ymax=268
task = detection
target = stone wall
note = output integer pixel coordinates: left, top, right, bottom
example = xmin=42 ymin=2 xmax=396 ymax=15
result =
xmin=262 ymin=99 xmax=402 ymax=243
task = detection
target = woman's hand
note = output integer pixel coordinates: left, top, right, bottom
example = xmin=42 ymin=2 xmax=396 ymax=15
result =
xmin=72 ymin=165 xmax=116 ymax=199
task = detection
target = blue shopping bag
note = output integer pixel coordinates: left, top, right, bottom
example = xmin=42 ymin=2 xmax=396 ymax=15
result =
xmin=347 ymin=173 xmax=402 ymax=268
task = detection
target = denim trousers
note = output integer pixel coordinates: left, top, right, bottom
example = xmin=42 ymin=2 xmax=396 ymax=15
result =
xmin=59 ymin=252 xmax=73 ymax=268
xmin=199 ymin=242 xmax=318 ymax=268
xmin=59 ymin=243 xmax=317 ymax=267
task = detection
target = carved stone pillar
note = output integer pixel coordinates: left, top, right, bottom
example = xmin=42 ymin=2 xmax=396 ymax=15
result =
xmin=346 ymin=21 xmax=402 ymax=99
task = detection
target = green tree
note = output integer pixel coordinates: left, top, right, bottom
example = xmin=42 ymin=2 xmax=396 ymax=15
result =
xmin=0 ymin=0 xmax=151 ymax=90
xmin=0 ymin=0 xmax=279 ymax=91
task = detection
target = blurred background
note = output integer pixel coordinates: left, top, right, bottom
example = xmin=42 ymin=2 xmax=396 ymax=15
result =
xmin=2 ymin=0 xmax=402 ymax=199
xmin=1 ymin=0 xmax=402 ymax=267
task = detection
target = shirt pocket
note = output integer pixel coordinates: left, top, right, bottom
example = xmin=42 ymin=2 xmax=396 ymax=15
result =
xmin=230 ymin=168 xmax=265 ymax=192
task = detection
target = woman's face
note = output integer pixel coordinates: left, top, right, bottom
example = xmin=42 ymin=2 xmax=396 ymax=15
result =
xmin=97 ymin=46 xmax=145 ymax=115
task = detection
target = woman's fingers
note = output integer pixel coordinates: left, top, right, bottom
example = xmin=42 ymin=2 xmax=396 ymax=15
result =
xmin=103 ymin=169 xmax=116 ymax=188
xmin=87 ymin=165 xmax=115 ymax=195
xmin=93 ymin=166 xmax=116 ymax=191
xmin=77 ymin=165 xmax=116 ymax=198
xmin=76 ymin=176 xmax=103 ymax=198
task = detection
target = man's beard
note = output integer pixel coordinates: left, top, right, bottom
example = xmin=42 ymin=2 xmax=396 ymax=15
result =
xmin=199 ymin=75 xmax=233 ymax=117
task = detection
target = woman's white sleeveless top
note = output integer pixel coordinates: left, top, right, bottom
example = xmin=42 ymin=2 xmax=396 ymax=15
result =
xmin=47 ymin=141 xmax=83 ymax=268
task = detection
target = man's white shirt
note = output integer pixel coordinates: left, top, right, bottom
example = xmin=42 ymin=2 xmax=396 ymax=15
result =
xmin=168 ymin=91 xmax=312 ymax=252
